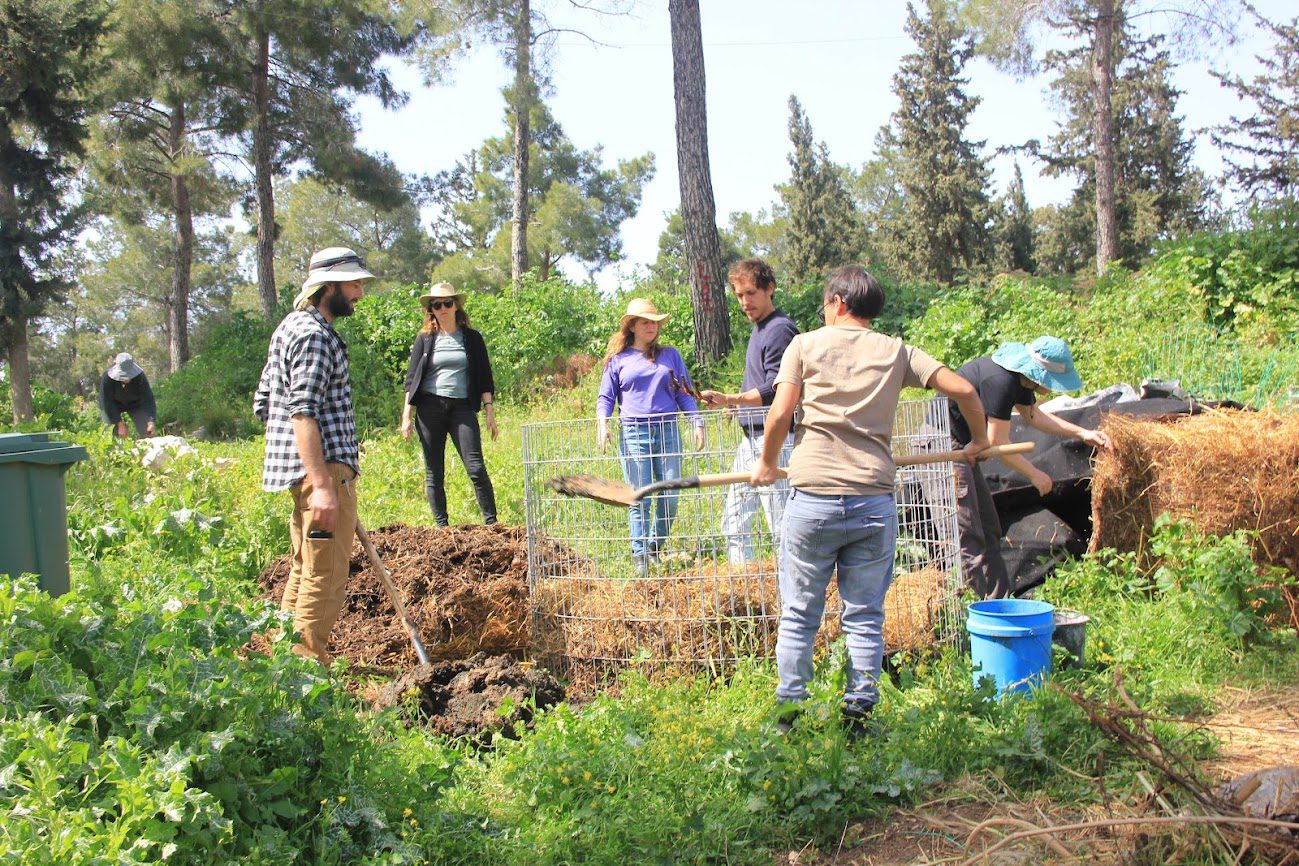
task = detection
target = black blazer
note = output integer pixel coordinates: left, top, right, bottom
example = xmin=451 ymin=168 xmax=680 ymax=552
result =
xmin=403 ymin=328 xmax=496 ymax=412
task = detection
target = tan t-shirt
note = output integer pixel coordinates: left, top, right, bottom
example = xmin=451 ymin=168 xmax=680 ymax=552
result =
xmin=775 ymin=327 xmax=943 ymax=495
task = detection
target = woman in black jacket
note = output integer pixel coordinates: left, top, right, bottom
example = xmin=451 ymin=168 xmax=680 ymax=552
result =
xmin=401 ymin=282 xmax=499 ymax=526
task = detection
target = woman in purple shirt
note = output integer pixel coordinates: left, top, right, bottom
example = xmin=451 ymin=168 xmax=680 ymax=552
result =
xmin=597 ymin=298 xmax=705 ymax=567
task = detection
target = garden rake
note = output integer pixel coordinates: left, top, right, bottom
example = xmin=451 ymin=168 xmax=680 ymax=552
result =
xmin=355 ymin=520 xmax=432 ymax=666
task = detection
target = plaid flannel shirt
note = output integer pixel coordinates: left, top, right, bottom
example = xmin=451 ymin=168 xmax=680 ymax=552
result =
xmin=254 ymin=307 xmax=359 ymax=492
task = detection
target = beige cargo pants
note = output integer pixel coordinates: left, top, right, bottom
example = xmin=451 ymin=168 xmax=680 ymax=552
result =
xmin=283 ymin=462 xmax=357 ymax=665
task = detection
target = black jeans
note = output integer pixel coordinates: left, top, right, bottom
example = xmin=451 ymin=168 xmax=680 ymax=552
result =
xmin=413 ymin=394 xmax=497 ymax=526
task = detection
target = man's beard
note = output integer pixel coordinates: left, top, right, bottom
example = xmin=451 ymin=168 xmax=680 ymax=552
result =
xmin=324 ymin=285 xmax=355 ymax=318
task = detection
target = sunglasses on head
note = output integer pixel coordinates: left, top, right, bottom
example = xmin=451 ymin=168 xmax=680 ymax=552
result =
xmin=311 ymin=252 xmax=367 ymax=270
xmin=429 ymin=299 xmax=456 ymax=310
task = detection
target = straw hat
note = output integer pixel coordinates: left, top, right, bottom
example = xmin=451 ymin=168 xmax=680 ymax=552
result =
xmin=292 ymin=247 xmax=375 ymax=311
xmin=419 ymin=282 xmax=466 ymax=311
xmin=619 ymin=298 xmax=669 ymax=329
xmin=992 ymin=335 xmax=1083 ymax=393
xmin=107 ymin=352 xmax=142 ymax=382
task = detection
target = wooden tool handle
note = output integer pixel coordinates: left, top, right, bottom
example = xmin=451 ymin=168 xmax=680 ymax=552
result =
xmin=688 ymin=442 xmax=1037 ymax=489
xmin=356 ymin=521 xmax=432 ymax=666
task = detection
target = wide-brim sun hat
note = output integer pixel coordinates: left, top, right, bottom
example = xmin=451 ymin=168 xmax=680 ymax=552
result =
xmin=292 ymin=247 xmax=376 ymax=310
xmin=419 ymin=281 xmax=466 ymax=311
xmin=619 ymin=298 xmax=670 ymax=328
xmin=108 ymin=352 xmax=142 ymax=382
xmin=991 ymin=335 xmax=1083 ymax=393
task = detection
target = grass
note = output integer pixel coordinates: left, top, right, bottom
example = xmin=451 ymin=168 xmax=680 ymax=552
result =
xmin=2 ymin=392 xmax=1296 ymax=864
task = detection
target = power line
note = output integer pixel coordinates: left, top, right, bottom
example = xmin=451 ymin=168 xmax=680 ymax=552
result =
xmin=556 ymin=35 xmax=907 ymax=48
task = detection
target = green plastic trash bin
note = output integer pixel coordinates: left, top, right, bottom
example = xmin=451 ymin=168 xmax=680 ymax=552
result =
xmin=0 ymin=432 xmax=88 ymax=596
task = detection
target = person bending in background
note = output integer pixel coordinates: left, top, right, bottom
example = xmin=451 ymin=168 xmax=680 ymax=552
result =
xmin=401 ymin=282 xmax=499 ymax=527
xmin=597 ymin=298 xmax=705 ymax=571
xmin=751 ymin=266 xmax=990 ymax=740
xmin=699 ymin=258 xmax=798 ymax=564
xmin=99 ymin=353 xmax=156 ymax=438
xmin=938 ymin=336 xmax=1112 ymax=600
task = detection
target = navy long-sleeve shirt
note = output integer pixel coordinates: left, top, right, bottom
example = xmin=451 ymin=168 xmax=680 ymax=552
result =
xmin=738 ymin=308 xmax=798 ymax=433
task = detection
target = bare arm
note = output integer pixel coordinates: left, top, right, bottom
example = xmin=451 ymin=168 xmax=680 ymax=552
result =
xmin=482 ymin=392 xmax=498 ymax=441
xmin=292 ymin=415 xmax=337 ymax=531
xmin=989 ymin=414 xmax=1053 ymax=496
xmin=928 ymin=367 xmax=990 ymax=461
xmin=752 ymin=382 xmax=799 ymax=486
xmin=1017 ymin=402 xmax=1112 ymax=449
xmin=700 ymin=387 xmax=763 ymax=408
xmin=400 ymin=400 xmax=414 ymax=440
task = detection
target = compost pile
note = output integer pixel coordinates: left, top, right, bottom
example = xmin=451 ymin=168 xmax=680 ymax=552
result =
xmin=531 ymin=560 xmax=947 ymax=666
xmin=1090 ymin=409 xmax=1299 ymax=628
xmin=258 ymin=523 xmax=532 ymax=667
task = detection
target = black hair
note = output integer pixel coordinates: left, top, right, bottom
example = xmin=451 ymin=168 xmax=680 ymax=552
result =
xmin=825 ymin=265 xmax=885 ymax=321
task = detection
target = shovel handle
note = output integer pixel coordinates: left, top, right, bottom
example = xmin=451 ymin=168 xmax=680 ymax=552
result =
xmin=355 ymin=520 xmax=432 ymax=666
xmin=687 ymin=442 xmax=1037 ymax=489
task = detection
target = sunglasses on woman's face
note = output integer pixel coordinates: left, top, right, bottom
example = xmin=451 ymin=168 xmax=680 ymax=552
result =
xmin=429 ymin=299 xmax=456 ymax=310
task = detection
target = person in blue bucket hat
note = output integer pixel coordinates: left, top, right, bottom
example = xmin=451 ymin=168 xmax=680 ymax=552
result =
xmin=937 ymin=335 xmax=1111 ymax=599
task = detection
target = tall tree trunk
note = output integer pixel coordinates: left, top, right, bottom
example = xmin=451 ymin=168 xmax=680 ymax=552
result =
xmin=5 ymin=319 xmax=33 ymax=425
xmin=252 ymin=24 xmax=277 ymax=317
xmin=510 ymin=0 xmax=531 ymax=288
xmin=668 ymin=0 xmax=730 ymax=364
xmin=1092 ymin=0 xmax=1119 ymax=272
xmin=169 ymin=99 xmax=193 ymax=371
xmin=0 ymin=139 xmax=34 ymax=424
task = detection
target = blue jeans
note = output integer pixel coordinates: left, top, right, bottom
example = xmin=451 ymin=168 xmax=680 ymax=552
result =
xmin=618 ymin=418 xmax=683 ymax=557
xmin=776 ymin=490 xmax=898 ymax=708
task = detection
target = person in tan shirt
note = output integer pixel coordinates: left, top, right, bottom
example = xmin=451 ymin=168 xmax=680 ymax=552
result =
xmin=751 ymin=265 xmax=990 ymax=740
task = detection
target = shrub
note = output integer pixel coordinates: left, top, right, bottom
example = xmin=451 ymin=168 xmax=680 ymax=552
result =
xmin=154 ymin=312 xmax=277 ymax=438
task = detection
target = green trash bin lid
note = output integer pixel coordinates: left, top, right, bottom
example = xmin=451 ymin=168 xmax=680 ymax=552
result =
xmin=0 ymin=432 xmax=88 ymax=465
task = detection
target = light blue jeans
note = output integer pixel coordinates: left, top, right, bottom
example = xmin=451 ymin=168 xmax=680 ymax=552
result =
xmin=720 ymin=431 xmax=793 ymax=563
xmin=776 ymin=489 xmax=898 ymax=708
xmin=618 ymin=418 xmax=683 ymax=557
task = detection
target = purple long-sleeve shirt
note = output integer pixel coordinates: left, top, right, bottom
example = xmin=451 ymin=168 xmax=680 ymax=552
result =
xmin=597 ymin=346 xmax=702 ymax=424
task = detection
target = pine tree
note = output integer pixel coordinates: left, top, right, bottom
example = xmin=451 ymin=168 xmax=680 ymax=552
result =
xmin=90 ymin=0 xmax=238 ymax=372
xmin=958 ymin=0 xmax=1237 ymax=274
xmin=781 ymin=96 xmax=865 ymax=284
xmin=0 ymin=0 xmax=105 ymax=423
xmin=1212 ymin=7 xmax=1299 ymax=197
xmin=669 ymin=0 xmax=730 ymax=363
xmin=993 ymin=162 xmax=1035 ymax=273
xmin=1037 ymin=24 xmax=1212 ymax=271
xmin=879 ymin=1 xmax=993 ymax=284
xmin=216 ymin=0 xmax=411 ymax=317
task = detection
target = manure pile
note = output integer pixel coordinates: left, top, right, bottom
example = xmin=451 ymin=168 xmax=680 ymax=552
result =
xmin=259 ymin=523 xmax=532 ymax=668
xmin=1091 ymin=409 xmax=1299 ymax=627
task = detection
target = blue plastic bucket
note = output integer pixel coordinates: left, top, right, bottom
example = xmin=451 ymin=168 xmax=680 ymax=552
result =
xmin=967 ymin=599 xmax=1055 ymax=696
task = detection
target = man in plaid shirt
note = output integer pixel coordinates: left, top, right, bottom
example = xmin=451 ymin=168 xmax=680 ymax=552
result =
xmin=255 ymin=247 xmax=374 ymax=664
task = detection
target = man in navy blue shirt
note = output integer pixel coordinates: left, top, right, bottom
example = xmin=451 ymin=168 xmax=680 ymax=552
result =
xmin=700 ymin=259 xmax=799 ymax=564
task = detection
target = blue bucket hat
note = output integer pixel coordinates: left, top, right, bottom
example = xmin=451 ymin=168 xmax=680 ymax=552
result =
xmin=991 ymin=336 xmax=1082 ymax=393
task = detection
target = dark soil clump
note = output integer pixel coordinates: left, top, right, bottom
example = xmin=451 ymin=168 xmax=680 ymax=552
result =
xmin=374 ymin=652 xmax=565 ymax=739
xmin=257 ymin=523 xmax=533 ymax=667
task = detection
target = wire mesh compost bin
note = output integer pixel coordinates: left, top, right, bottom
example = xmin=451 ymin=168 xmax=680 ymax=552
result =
xmin=522 ymin=399 xmax=963 ymax=679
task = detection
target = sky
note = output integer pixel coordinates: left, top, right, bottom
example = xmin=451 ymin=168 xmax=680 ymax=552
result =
xmin=352 ymin=0 xmax=1290 ymax=289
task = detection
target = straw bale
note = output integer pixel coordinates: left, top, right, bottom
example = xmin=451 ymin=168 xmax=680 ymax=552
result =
xmin=531 ymin=561 xmax=948 ymax=666
xmin=1090 ymin=409 xmax=1299 ymax=625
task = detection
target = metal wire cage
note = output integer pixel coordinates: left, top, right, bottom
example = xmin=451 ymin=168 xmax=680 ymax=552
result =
xmin=521 ymin=398 xmax=963 ymax=678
